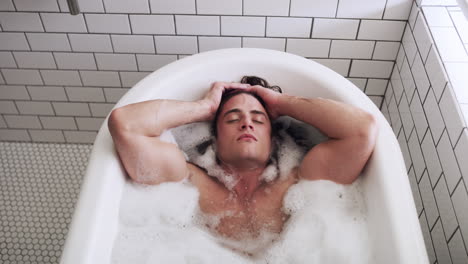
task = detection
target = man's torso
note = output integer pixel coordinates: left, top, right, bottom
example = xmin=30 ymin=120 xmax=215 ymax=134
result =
xmin=188 ymin=163 xmax=299 ymax=240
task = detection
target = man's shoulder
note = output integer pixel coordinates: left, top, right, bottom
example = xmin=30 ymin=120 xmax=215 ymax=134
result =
xmin=186 ymin=162 xmax=227 ymax=192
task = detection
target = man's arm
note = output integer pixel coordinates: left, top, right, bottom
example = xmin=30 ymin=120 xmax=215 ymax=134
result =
xmin=249 ymin=86 xmax=378 ymax=184
xmin=108 ymin=82 xmax=250 ymax=185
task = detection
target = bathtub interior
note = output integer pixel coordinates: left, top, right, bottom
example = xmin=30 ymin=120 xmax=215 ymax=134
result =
xmin=61 ymin=48 xmax=428 ymax=264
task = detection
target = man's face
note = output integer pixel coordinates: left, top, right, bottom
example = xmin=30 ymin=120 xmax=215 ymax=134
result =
xmin=215 ymin=93 xmax=272 ymax=167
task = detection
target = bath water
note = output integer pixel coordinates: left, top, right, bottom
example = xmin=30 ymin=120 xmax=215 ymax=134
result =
xmin=111 ymin=120 xmax=371 ymax=263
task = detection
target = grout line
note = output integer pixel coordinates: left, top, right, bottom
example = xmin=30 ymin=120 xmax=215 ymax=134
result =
xmin=25 ymin=129 xmax=33 ymax=141
xmin=10 ymin=51 xmax=20 ymax=69
xmin=38 ymin=13 xmax=47 ymax=32
xmin=11 ymin=0 xmax=17 ymax=11
xmin=83 ymin=13 xmax=90 ymax=33
xmin=432 ymin=172 xmax=443 ymax=191
xmin=51 ymin=51 xmax=60 ymax=70
xmin=418 ymin=206 xmax=424 ymax=218
xmin=450 ymin=177 xmax=463 ymax=199
xmin=117 ymin=71 xmax=123 ymax=87
xmin=347 ymin=59 xmax=352 ymax=78
xmin=173 ymin=15 xmax=178 ymax=35
xmin=101 ymin=0 xmax=107 ymax=13
xmin=335 ymin=0 xmax=340 ymax=18
xmin=370 ymin=40 xmax=377 ymax=59
xmin=219 ymin=16 xmax=221 ymax=36
xmin=288 ymin=0 xmax=291 ymax=16
xmin=434 ymin=127 xmax=446 ymax=149
xmin=453 ymin=127 xmax=466 ymax=150
xmin=437 ymin=82 xmax=448 ymax=105
xmin=382 ymin=0 xmax=389 ymax=20
xmin=73 ymin=113 xmax=80 ymax=131
xmin=309 ymin=18 xmax=314 ymax=38
xmin=0 ymin=30 xmax=408 ymax=41
xmin=355 ymin=19 xmax=361 ymax=40
xmin=407 ymin=122 xmax=415 ymax=144
xmin=133 ymin=54 xmax=140 ymax=71
xmin=362 ymin=79 xmax=369 ymax=93
xmin=37 ymin=114 xmax=46 ymax=129
xmin=0 ymin=9 xmax=412 ymax=20
xmin=109 ymin=34 xmax=115 ymax=53
xmin=423 ymin=44 xmax=433 ymax=65
xmin=11 ymin=100 xmax=21 ymax=116
xmin=23 ymin=32 xmax=32 ymax=51
xmin=103 ymin=87 xmax=109 ymax=102
xmin=429 ymin=215 xmax=439 ymax=233
xmin=446 ymin=226 xmax=460 ymax=245
xmin=0 ymin=70 xmax=5 ymax=84
xmin=412 ymin=7 xmax=420 ymax=31
xmin=127 ymin=15 xmax=132 ymax=35
xmin=396 ymin=124 xmax=403 ymax=140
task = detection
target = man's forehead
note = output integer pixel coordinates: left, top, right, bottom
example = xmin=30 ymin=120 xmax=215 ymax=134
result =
xmin=221 ymin=93 xmax=266 ymax=113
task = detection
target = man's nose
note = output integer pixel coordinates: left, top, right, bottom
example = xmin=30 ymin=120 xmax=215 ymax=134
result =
xmin=240 ymin=119 xmax=254 ymax=130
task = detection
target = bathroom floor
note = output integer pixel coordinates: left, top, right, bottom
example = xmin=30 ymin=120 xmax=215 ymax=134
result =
xmin=0 ymin=142 xmax=92 ymax=264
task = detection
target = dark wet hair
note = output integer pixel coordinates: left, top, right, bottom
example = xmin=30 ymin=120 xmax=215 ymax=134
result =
xmin=211 ymin=76 xmax=282 ymax=137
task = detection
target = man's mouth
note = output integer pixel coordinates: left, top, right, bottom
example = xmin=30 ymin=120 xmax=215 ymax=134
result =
xmin=238 ymin=134 xmax=257 ymax=141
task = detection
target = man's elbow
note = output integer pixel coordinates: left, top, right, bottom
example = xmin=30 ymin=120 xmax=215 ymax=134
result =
xmin=358 ymin=113 xmax=379 ymax=140
xmin=354 ymin=113 xmax=379 ymax=157
xmin=108 ymin=107 xmax=129 ymax=136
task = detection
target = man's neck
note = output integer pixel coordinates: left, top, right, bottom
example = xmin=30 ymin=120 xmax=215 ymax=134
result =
xmin=220 ymin=163 xmax=266 ymax=201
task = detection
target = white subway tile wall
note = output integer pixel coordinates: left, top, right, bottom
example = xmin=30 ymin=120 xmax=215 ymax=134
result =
xmin=266 ymin=17 xmax=312 ymax=38
xmin=198 ymin=36 xmax=241 ymax=52
xmin=177 ymin=15 xmax=220 ymax=36
xmin=0 ymin=51 xmax=17 ymax=68
xmin=26 ymin=33 xmax=71 ymax=51
xmin=337 ymin=0 xmax=387 ymax=19
xmin=68 ymin=34 xmax=113 ymax=52
xmin=382 ymin=2 xmax=468 ymax=263
xmin=0 ymin=12 xmax=44 ymax=32
xmin=40 ymin=13 xmax=87 ymax=33
xmin=311 ymin=19 xmax=360 ymax=39
xmin=14 ymin=51 xmax=56 ymax=69
xmin=1 ymin=2 xmax=468 ymax=262
xmin=0 ymin=32 xmax=30 ymax=50
xmin=149 ymin=0 xmax=195 ymax=14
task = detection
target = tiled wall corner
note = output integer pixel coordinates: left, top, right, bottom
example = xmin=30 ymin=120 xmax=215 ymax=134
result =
xmin=380 ymin=1 xmax=468 ymax=262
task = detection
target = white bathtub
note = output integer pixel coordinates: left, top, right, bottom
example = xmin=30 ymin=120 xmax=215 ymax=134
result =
xmin=60 ymin=48 xmax=429 ymax=264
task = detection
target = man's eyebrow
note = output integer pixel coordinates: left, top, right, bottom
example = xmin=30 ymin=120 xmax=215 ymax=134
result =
xmin=223 ymin=108 xmax=241 ymax=117
xmin=250 ymin=110 xmax=267 ymax=117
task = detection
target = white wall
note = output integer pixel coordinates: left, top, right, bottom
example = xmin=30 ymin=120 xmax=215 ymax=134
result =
xmin=0 ymin=0 xmax=412 ymax=143
xmin=380 ymin=1 xmax=468 ymax=263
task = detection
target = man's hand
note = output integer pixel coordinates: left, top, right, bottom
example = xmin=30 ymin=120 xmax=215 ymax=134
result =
xmin=247 ymin=85 xmax=283 ymax=119
xmin=201 ymin=81 xmax=250 ymax=120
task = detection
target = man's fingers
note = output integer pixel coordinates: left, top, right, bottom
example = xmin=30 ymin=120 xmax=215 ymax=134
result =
xmin=227 ymin=82 xmax=250 ymax=89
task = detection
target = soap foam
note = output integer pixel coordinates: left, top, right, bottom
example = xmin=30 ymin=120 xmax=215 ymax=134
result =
xmin=112 ymin=120 xmax=371 ymax=263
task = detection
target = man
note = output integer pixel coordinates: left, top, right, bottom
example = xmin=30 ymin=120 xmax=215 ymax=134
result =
xmin=108 ymin=78 xmax=378 ymax=241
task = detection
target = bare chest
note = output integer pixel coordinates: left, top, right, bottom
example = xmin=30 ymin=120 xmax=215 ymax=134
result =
xmin=196 ymin=175 xmax=297 ymax=240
